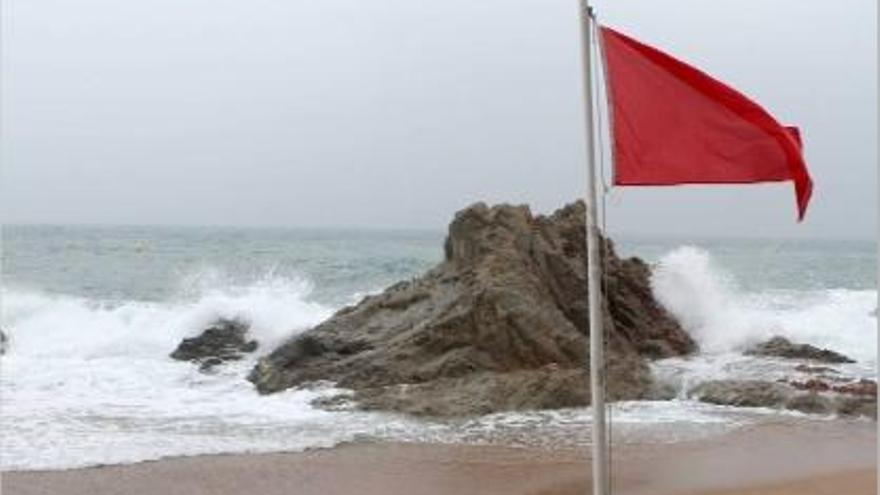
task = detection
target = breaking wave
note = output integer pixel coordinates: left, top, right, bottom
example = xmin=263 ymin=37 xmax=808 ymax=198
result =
xmin=3 ymin=273 xmax=332 ymax=360
xmin=2 ymin=249 xmax=875 ymax=470
xmin=651 ymin=246 xmax=877 ymax=364
xmin=0 ymin=272 xmax=343 ymax=470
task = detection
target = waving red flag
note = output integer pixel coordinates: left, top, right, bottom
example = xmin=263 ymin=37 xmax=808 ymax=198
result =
xmin=600 ymin=26 xmax=813 ymax=220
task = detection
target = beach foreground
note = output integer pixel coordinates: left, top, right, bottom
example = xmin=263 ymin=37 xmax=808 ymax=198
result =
xmin=3 ymin=419 xmax=875 ymax=495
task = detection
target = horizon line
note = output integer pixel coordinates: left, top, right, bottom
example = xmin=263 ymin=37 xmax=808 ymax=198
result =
xmin=2 ymin=221 xmax=875 ymax=244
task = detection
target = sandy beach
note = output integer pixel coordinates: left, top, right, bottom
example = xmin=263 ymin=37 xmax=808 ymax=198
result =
xmin=3 ymin=419 xmax=875 ymax=495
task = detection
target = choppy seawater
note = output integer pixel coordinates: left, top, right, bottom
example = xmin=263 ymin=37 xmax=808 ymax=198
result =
xmin=1 ymin=225 xmax=876 ymax=470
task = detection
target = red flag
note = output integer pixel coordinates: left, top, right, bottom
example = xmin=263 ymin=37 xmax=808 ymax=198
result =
xmin=600 ymin=26 xmax=813 ymax=220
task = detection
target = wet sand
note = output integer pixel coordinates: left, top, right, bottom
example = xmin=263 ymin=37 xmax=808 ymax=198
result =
xmin=3 ymin=419 xmax=875 ymax=495
xmin=682 ymin=470 xmax=875 ymax=495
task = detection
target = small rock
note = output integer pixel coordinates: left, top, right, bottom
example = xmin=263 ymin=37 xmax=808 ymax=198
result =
xmin=745 ymin=336 xmax=854 ymax=364
xmin=171 ymin=319 xmax=258 ymax=370
xmin=690 ymin=380 xmax=792 ymax=409
xmin=312 ymin=393 xmax=356 ymax=411
xmin=786 ymin=393 xmax=834 ymax=415
xmin=690 ymin=379 xmax=876 ymax=419
xmin=198 ymin=357 xmax=226 ymax=372
xmin=784 ymin=378 xmax=831 ymax=393
xmin=794 ymin=364 xmax=839 ymax=374
xmin=835 ymin=396 xmax=877 ymax=418
xmin=833 ymin=379 xmax=877 ymax=398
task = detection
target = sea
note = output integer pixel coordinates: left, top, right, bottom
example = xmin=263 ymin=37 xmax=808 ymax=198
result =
xmin=1 ymin=225 xmax=876 ymax=470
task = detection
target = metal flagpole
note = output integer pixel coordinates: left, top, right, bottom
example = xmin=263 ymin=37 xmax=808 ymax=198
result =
xmin=577 ymin=1 xmax=608 ymax=495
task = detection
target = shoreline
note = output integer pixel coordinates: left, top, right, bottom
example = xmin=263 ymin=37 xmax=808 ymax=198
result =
xmin=3 ymin=418 xmax=875 ymax=495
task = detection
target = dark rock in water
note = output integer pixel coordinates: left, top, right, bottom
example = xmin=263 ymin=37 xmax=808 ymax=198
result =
xmin=198 ymin=357 xmax=227 ymax=372
xmin=744 ymin=336 xmax=854 ymax=364
xmin=794 ymin=364 xmax=839 ymax=375
xmin=784 ymin=378 xmax=831 ymax=393
xmin=785 ymin=393 xmax=835 ymax=415
xmin=832 ymin=379 xmax=877 ymax=398
xmin=691 ymin=380 xmax=793 ymax=409
xmin=690 ymin=379 xmax=876 ymax=419
xmin=0 ymin=329 xmax=7 ymax=355
xmin=782 ymin=377 xmax=877 ymax=400
xmin=249 ymin=201 xmax=695 ymax=416
xmin=835 ymin=395 xmax=877 ymax=418
xmin=171 ymin=319 xmax=258 ymax=371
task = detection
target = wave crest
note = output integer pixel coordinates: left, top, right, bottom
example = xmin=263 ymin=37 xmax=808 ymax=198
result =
xmin=651 ymin=246 xmax=877 ymax=363
xmin=2 ymin=272 xmax=332 ymax=359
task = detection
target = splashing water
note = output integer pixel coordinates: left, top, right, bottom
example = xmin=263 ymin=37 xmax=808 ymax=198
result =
xmin=1 ymin=274 xmax=340 ymax=470
xmin=649 ymin=246 xmax=877 ymax=389
xmin=1 ymin=227 xmax=876 ymax=470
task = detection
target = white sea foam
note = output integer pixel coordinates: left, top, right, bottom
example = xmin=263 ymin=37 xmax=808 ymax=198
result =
xmin=0 ymin=275 xmax=342 ymax=470
xmin=3 ymin=275 xmax=331 ymax=360
xmin=650 ymin=247 xmax=877 ymax=396
xmin=651 ymin=246 xmax=877 ymax=364
xmin=1 ymin=249 xmax=875 ymax=470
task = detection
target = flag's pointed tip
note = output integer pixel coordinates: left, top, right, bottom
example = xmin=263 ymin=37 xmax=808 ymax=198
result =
xmin=795 ymin=176 xmax=813 ymax=223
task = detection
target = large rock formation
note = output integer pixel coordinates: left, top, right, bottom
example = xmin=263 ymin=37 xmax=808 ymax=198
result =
xmin=249 ymin=201 xmax=695 ymax=416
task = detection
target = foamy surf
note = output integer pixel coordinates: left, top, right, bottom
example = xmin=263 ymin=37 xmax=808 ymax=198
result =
xmin=649 ymin=246 xmax=877 ymax=408
xmin=3 ymin=275 xmax=332 ymax=359
xmin=1 ymin=244 xmax=875 ymax=470
xmin=651 ymin=246 xmax=877 ymax=364
xmin=0 ymin=276 xmax=342 ymax=470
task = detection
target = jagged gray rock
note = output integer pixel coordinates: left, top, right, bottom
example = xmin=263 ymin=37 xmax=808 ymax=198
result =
xmin=794 ymin=364 xmax=839 ymax=375
xmin=248 ymin=201 xmax=695 ymax=416
xmin=745 ymin=336 xmax=855 ymax=363
xmin=171 ymin=319 xmax=258 ymax=371
xmin=690 ymin=380 xmax=794 ymax=409
xmin=690 ymin=379 xmax=876 ymax=418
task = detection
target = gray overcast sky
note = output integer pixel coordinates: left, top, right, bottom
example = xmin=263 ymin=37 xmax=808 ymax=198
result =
xmin=2 ymin=0 xmax=876 ymax=239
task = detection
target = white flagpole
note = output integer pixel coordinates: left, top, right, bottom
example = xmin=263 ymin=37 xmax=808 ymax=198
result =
xmin=577 ymin=1 xmax=609 ymax=495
